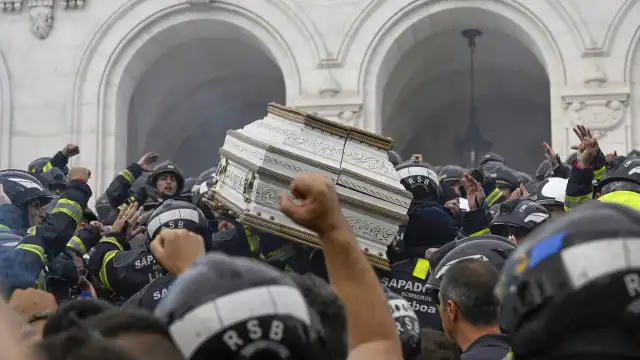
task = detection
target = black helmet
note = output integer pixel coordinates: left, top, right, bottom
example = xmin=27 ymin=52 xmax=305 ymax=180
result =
xmin=387 ymin=150 xmax=403 ymax=167
xmin=489 ymin=199 xmax=550 ymax=239
xmin=95 ymin=194 xmax=112 ymax=222
xmin=496 ymin=202 xmax=640 ymax=359
xmin=148 ymin=161 xmax=185 ymax=194
xmin=515 ymin=171 xmax=532 ymax=185
xmin=438 ymin=165 xmax=466 ymax=184
xmin=154 ymin=253 xmax=323 ymax=360
xmin=198 ymin=166 xmax=217 ymax=182
xmin=598 ymin=157 xmax=640 ymax=195
xmin=40 ymin=167 xmax=68 ymax=195
xmin=479 ymin=152 xmax=505 ymax=166
xmin=28 ymin=157 xmax=69 ymax=175
xmin=182 ymin=177 xmax=198 ymax=196
xmin=383 ymin=287 xmax=421 ymax=360
xmin=529 ymin=177 xmax=568 ymax=207
xmin=146 ymin=200 xmax=208 ymax=240
xmin=0 ymin=169 xmax=53 ymax=207
xmin=484 ymin=164 xmax=519 ymax=190
xmin=395 ymin=159 xmax=442 ymax=203
xmin=192 ymin=176 xmax=215 ymax=219
xmin=426 ymin=235 xmax=515 ymax=289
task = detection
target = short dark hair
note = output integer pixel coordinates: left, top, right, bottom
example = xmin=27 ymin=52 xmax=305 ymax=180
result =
xmin=39 ymin=331 xmax=136 ymax=360
xmin=288 ymin=272 xmax=347 ymax=360
xmin=439 ymin=259 xmax=500 ymax=326
xmin=85 ymin=309 xmax=173 ymax=342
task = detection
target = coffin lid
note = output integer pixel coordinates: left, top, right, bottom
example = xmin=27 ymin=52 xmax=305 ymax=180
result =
xmin=267 ymin=103 xmax=394 ymax=151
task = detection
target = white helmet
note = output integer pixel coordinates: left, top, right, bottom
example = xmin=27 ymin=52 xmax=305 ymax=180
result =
xmin=530 ymin=177 xmax=568 ymax=206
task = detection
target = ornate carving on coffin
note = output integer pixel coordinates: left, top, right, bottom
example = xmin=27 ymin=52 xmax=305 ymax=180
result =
xmin=28 ymin=0 xmax=53 ymax=39
xmin=342 ymin=148 xmax=397 ymax=176
xmin=0 ymin=0 xmax=23 ymax=12
xmin=221 ymin=167 xmax=246 ymax=195
xmin=343 ymin=216 xmax=397 ymax=244
xmin=264 ymin=154 xmax=309 ymax=173
xmin=562 ymin=89 xmax=629 ymax=130
xmin=253 ymin=120 xmax=343 ymax=159
xmin=60 ymin=0 xmax=84 ymax=9
xmin=337 ymin=177 xmax=411 ymax=208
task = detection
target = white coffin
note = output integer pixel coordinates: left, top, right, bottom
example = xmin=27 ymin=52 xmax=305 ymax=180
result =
xmin=206 ymin=103 xmax=412 ymax=270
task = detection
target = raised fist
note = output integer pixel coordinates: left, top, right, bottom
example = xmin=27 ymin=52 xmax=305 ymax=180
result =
xmin=138 ymin=152 xmax=159 ymax=172
xmin=61 ymin=144 xmax=80 ymax=158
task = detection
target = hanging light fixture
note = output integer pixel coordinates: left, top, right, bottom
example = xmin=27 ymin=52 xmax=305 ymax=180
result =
xmin=454 ymin=28 xmax=492 ymax=168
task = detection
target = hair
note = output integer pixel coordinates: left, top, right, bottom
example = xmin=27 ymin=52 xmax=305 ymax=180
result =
xmin=38 ymin=331 xmax=137 ymax=360
xmin=288 ymin=272 xmax=347 ymax=360
xmin=43 ymin=298 xmax=116 ymax=337
xmin=416 ymin=329 xmax=460 ymax=360
xmin=439 ymin=259 xmax=500 ymax=326
xmin=85 ymin=309 xmax=173 ymax=341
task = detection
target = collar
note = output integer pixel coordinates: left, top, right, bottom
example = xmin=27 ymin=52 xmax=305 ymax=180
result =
xmin=465 ymin=333 xmax=509 ymax=353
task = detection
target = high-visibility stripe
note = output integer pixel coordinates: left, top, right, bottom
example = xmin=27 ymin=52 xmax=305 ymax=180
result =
xmin=126 ymin=196 xmax=136 ymax=205
xmin=42 ymin=162 xmax=53 ymax=173
xmin=594 ymin=165 xmax=606 ymax=181
xmin=485 ymin=188 xmax=503 ymax=207
xmin=412 ymin=258 xmax=430 ymax=280
xmin=16 ymin=243 xmax=46 ymax=263
xmin=27 ymin=226 xmax=36 ymax=236
xmin=99 ymin=250 xmax=119 ymax=290
xmin=470 ymin=228 xmax=491 ymax=236
xmin=53 ymin=198 xmax=83 ymax=223
xmin=0 ymin=224 xmax=10 ymax=231
xmin=244 ymin=229 xmax=261 ymax=256
xmin=99 ymin=237 xmax=124 ymax=252
xmin=119 ymin=169 xmax=135 ymax=185
xmin=67 ymin=235 xmax=87 ymax=254
xmin=564 ymin=193 xmax=592 ymax=212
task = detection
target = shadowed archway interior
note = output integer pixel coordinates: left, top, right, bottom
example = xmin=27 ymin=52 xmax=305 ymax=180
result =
xmin=127 ymin=37 xmax=285 ymax=177
xmin=382 ymin=28 xmax=550 ymax=174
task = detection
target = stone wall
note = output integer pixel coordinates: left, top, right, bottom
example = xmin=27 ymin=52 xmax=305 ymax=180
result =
xmin=0 ymin=0 xmax=639 ymax=196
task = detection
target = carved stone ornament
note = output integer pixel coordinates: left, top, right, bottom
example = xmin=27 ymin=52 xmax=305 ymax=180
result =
xmin=60 ymin=0 xmax=85 ymax=9
xmin=28 ymin=0 xmax=53 ymax=39
xmin=562 ymin=91 xmax=629 ymax=130
xmin=0 ymin=0 xmax=23 ymax=12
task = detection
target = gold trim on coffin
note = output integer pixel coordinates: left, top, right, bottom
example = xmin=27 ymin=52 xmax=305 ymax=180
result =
xmin=267 ymin=103 xmax=394 ymax=151
xmin=205 ymin=191 xmax=391 ymax=271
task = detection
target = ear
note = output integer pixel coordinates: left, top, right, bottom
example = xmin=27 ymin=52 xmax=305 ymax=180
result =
xmin=446 ymin=299 xmax=458 ymax=321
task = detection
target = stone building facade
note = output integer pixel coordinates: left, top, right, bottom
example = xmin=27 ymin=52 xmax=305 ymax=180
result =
xmin=1 ymin=0 xmax=640 ymax=195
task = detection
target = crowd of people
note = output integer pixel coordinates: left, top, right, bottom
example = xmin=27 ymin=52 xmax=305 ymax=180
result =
xmin=0 ymin=123 xmax=637 ymax=360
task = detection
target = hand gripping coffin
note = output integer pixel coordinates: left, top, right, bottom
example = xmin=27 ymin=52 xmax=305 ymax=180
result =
xmin=205 ymin=103 xmax=412 ymax=270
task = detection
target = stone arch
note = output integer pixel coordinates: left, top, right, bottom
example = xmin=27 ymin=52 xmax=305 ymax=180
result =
xmin=71 ymin=0 xmax=308 ymax=194
xmin=617 ymin=1 xmax=640 ymax=149
xmin=0 ymin=51 xmax=11 ymax=169
xmin=347 ymin=0 xmax=566 ymax=140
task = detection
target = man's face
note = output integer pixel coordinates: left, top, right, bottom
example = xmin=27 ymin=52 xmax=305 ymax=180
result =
xmin=26 ymin=199 xmax=46 ymax=227
xmin=76 ymin=219 xmax=89 ymax=234
xmin=156 ymin=174 xmax=178 ymax=196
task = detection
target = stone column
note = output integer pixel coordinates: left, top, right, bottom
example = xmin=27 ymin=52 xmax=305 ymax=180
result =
xmin=561 ymin=60 xmax=631 ymax=154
